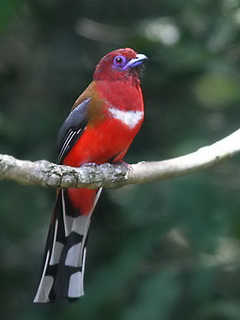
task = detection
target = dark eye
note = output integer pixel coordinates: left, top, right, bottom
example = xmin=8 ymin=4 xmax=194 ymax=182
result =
xmin=113 ymin=55 xmax=127 ymax=67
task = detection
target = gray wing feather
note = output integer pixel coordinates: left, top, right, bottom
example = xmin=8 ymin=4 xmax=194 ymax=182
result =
xmin=56 ymin=98 xmax=90 ymax=164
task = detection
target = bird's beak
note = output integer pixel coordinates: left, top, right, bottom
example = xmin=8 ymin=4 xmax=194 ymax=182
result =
xmin=122 ymin=54 xmax=148 ymax=70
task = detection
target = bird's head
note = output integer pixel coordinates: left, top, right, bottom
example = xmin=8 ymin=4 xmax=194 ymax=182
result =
xmin=93 ymin=48 xmax=148 ymax=83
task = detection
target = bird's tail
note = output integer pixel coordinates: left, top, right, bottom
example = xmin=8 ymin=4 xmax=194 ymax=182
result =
xmin=33 ymin=188 xmax=101 ymax=303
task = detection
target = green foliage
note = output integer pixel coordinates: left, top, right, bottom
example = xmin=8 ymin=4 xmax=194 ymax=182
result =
xmin=1 ymin=0 xmax=240 ymax=319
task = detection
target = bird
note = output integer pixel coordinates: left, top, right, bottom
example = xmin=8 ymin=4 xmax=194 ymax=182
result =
xmin=33 ymin=48 xmax=148 ymax=303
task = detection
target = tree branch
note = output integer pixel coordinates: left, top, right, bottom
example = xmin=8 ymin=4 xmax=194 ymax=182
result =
xmin=0 ymin=128 xmax=240 ymax=189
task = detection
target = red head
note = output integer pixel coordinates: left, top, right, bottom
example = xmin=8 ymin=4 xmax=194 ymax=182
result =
xmin=93 ymin=48 xmax=148 ymax=84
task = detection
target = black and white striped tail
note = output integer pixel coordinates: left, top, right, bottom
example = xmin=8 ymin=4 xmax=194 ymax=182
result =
xmin=34 ymin=189 xmax=101 ymax=303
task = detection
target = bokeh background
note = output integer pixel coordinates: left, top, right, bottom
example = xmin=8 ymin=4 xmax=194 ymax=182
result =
xmin=1 ymin=0 xmax=240 ymax=319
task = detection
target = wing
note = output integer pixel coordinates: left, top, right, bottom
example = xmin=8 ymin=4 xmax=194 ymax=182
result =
xmin=56 ymin=98 xmax=90 ymax=164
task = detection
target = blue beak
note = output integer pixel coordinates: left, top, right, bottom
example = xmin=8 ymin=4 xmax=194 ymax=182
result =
xmin=122 ymin=54 xmax=148 ymax=70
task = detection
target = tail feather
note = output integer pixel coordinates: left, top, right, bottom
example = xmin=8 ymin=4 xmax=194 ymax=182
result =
xmin=34 ymin=188 xmax=101 ymax=303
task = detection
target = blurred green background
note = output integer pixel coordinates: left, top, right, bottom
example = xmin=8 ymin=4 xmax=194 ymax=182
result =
xmin=1 ymin=0 xmax=240 ymax=319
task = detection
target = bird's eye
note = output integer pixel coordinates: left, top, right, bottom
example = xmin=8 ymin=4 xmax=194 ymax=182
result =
xmin=113 ymin=55 xmax=127 ymax=67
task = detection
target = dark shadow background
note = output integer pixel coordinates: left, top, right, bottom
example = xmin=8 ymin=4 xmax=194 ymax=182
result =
xmin=1 ymin=0 xmax=240 ymax=319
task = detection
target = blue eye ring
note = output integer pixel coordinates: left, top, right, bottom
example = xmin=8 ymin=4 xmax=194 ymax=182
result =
xmin=113 ymin=55 xmax=127 ymax=67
